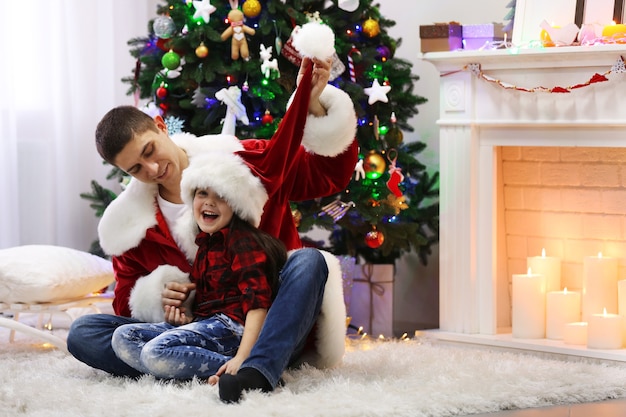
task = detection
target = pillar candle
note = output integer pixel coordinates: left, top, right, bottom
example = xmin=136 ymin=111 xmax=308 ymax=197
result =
xmin=563 ymin=322 xmax=587 ymax=345
xmin=587 ymin=309 xmax=622 ymax=349
xmin=582 ymin=253 xmax=618 ymax=322
xmin=602 ymin=22 xmax=626 ymax=41
xmin=618 ymin=280 xmax=626 ymax=346
xmin=512 ymin=269 xmax=546 ymax=339
xmin=527 ymin=249 xmax=561 ymax=292
xmin=546 ymin=288 xmax=581 ymax=340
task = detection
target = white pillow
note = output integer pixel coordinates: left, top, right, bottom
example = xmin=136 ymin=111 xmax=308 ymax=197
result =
xmin=0 ymin=245 xmax=114 ymax=304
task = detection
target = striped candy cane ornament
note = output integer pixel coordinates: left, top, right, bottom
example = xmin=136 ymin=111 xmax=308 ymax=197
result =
xmin=347 ymin=45 xmax=360 ymax=83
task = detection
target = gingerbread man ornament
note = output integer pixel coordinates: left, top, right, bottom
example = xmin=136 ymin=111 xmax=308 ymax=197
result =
xmin=221 ymin=0 xmax=255 ymax=60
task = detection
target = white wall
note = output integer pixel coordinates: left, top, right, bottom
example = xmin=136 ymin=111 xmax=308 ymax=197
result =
xmin=377 ymin=0 xmax=509 ymax=334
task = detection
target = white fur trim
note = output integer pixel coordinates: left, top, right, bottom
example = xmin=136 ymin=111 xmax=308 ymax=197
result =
xmin=98 ymin=178 xmax=159 ymax=256
xmin=180 ymin=152 xmax=268 ymax=228
xmin=292 ymin=22 xmax=336 ymax=60
xmin=289 ymin=85 xmax=357 ymax=157
xmin=294 ymin=250 xmax=346 ymax=369
xmin=129 ymin=264 xmax=191 ymax=322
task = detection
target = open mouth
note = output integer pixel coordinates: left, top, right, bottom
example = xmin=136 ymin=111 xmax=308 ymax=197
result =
xmin=202 ymin=210 xmax=218 ymax=221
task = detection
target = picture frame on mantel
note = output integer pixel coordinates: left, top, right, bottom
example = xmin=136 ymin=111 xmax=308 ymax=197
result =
xmin=512 ymin=0 xmax=624 ymax=45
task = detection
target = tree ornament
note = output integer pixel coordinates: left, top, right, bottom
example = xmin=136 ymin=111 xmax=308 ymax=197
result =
xmin=319 ymin=199 xmax=355 ymax=222
xmin=376 ymin=45 xmax=391 ymax=62
xmin=291 ymin=207 xmax=302 ymax=228
xmin=221 ymin=6 xmax=256 ymax=60
xmin=192 ymin=0 xmax=216 ymax=23
xmin=195 ymin=42 xmax=209 ymax=58
xmin=156 ymin=83 xmax=168 ymax=99
xmin=153 ymin=15 xmax=176 ymax=39
xmin=365 ymin=228 xmax=385 ymax=249
xmin=362 ymin=18 xmax=380 ymax=38
xmin=261 ymin=110 xmax=274 ymax=125
xmin=346 ymin=45 xmax=360 ymax=82
xmin=161 ymin=50 xmax=181 ymax=70
xmin=385 ymin=112 xmax=403 ymax=147
xmin=363 ymin=151 xmax=386 ymax=179
xmin=215 ymin=85 xmax=249 ymax=135
xmin=260 ymin=44 xmax=279 ymax=78
xmin=386 ymin=149 xmax=404 ymax=197
xmin=384 ymin=194 xmax=408 ymax=215
xmin=242 ymin=0 xmax=262 ymax=18
xmin=364 ymin=79 xmax=391 ymax=105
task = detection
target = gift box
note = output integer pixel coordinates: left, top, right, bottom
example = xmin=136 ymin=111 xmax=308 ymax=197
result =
xmin=419 ymin=22 xmax=463 ymax=53
xmin=348 ymin=263 xmax=394 ymax=337
xmin=462 ymin=23 xmax=506 ymax=50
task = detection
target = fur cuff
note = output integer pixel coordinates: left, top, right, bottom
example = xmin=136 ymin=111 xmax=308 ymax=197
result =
xmin=129 ymin=265 xmax=191 ymax=322
xmin=289 ymin=85 xmax=357 ymax=157
xmin=298 ymin=250 xmax=346 ymax=369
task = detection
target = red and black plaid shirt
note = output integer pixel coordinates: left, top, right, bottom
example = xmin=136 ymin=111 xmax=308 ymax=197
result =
xmin=190 ymin=228 xmax=273 ymax=324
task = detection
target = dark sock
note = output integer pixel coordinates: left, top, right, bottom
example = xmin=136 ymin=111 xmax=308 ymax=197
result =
xmin=219 ymin=368 xmax=272 ymax=403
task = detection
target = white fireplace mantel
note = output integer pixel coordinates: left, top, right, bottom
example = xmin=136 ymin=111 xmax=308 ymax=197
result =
xmin=422 ymin=44 xmax=626 ymax=361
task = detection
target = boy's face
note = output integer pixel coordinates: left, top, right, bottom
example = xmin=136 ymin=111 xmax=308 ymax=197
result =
xmin=193 ymin=188 xmax=234 ymax=234
xmin=113 ymin=117 xmax=185 ymax=190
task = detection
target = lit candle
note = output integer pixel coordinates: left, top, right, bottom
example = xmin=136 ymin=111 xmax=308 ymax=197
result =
xmin=587 ymin=308 xmax=622 ymax=349
xmin=563 ymin=322 xmax=588 ymax=345
xmin=602 ymin=21 xmax=626 ymax=41
xmin=512 ymin=268 xmax=546 ymax=339
xmin=527 ymin=248 xmax=561 ymax=292
xmin=582 ymin=253 xmax=618 ymax=322
xmin=546 ymin=288 xmax=581 ymax=340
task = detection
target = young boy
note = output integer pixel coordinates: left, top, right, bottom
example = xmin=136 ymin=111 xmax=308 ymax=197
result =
xmin=111 ymin=152 xmax=287 ymax=385
xmin=67 ymin=56 xmax=357 ymax=402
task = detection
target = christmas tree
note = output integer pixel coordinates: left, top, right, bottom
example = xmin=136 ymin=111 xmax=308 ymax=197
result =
xmin=82 ymin=0 xmax=439 ymax=265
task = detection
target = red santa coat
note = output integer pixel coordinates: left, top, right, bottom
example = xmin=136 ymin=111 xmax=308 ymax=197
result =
xmin=98 ymin=83 xmax=357 ymax=369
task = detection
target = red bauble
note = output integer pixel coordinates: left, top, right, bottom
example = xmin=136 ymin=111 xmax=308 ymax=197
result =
xmin=156 ymin=86 xmax=168 ymax=99
xmin=261 ymin=110 xmax=274 ymax=125
xmin=364 ymin=229 xmax=385 ymax=249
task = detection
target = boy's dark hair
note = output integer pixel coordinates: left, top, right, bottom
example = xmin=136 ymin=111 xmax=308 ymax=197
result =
xmin=95 ymin=106 xmax=159 ymax=164
xmin=228 ymin=215 xmax=287 ymax=297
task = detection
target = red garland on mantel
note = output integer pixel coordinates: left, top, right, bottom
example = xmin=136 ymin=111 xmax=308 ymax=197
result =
xmin=442 ymin=56 xmax=626 ymax=93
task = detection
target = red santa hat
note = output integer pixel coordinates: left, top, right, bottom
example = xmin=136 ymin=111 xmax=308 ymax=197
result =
xmin=182 ymin=22 xmax=335 ymax=228
xmin=180 ymin=152 xmax=268 ymax=227
xmin=234 ymin=21 xmax=336 ymax=198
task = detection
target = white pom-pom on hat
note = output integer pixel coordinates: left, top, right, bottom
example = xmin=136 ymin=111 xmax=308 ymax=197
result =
xmin=291 ymin=21 xmax=336 ymax=60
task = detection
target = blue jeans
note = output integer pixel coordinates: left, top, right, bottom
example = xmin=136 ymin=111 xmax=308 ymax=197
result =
xmin=111 ymin=313 xmax=243 ymax=379
xmin=67 ymin=248 xmax=328 ymax=387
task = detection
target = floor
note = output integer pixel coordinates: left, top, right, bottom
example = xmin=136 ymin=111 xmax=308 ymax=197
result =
xmin=466 ymin=397 xmax=626 ymax=417
xmin=2 ymin=311 xmax=626 ymax=417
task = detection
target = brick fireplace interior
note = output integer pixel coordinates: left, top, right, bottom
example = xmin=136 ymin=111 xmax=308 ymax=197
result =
xmin=500 ymin=146 xmax=626 ymax=329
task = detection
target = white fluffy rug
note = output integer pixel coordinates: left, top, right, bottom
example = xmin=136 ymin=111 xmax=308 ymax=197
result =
xmin=1 ymin=335 xmax=626 ymax=417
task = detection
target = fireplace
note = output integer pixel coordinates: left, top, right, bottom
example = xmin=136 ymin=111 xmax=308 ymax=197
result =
xmin=423 ymin=44 xmax=626 ymax=361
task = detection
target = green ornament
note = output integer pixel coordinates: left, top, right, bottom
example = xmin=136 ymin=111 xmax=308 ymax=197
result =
xmin=161 ymin=50 xmax=181 ymax=70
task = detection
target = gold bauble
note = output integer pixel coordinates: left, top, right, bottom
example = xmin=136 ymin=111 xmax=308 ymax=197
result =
xmin=385 ymin=125 xmax=404 ymax=147
xmin=363 ymin=151 xmax=386 ymax=179
xmin=195 ymin=42 xmax=209 ymax=58
xmin=362 ymin=18 xmax=381 ymax=38
xmin=242 ymin=0 xmax=262 ymax=18
xmin=291 ymin=208 xmax=302 ymax=227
